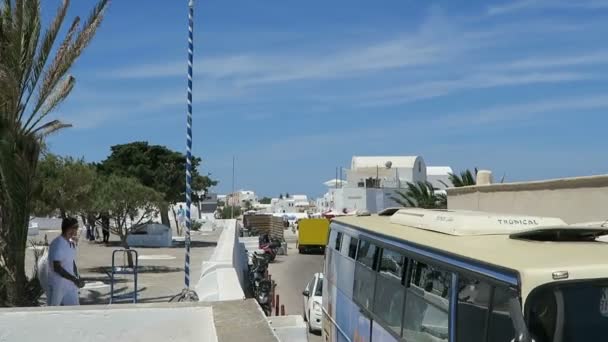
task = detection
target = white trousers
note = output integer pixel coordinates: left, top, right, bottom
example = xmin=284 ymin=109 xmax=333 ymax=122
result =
xmin=47 ymin=282 xmax=79 ymax=306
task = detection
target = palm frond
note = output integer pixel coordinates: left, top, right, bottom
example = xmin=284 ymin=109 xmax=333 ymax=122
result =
xmin=18 ymin=0 xmax=68 ymax=124
xmin=392 ymin=181 xmax=446 ymax=209
xmin=32 ymin=119 xmax=71 ymax=138
xmin=16 ymin=0 xmax=41 ymax=104
xmin=448 ymin=169 xmax=477 ymax=187
xmin=28 ymin=75 xmax=74 ymax=129
xmin=26 ymin=0 xmax=107 ymax=133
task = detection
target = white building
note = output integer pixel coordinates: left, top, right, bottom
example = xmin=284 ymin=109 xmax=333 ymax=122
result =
xmin=427 ymin=166 xmax=453 ymax=190
xmin=226 ymin=190 xmax=258 ymax=207
xmin=317 ymin=156 xmax=452 ymax=214
xmin=270 ymin=194 xmax=312 ymax=214
xmin=346 ymin=156 xmax=426 ymax=188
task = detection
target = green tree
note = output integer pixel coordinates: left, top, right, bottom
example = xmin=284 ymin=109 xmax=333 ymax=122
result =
xmin=34 ymin=153 xmax=96 ymax=218
xmin=392 ymin=181 xmax=447 ymax=209
xmin=243 ymin=200 xmax=253 ymax=211
xmin=97 ymin=142 xmax=217 ymax=228
xmin=259 ymin=197 xmax=272 ymax=205
xmin=94 ymin=175 xmax=163 ymax=249
xmin=221 ymin=206 xmax=241 ymax=219
xmin=0 ymin=0 xmax=108 ymax=306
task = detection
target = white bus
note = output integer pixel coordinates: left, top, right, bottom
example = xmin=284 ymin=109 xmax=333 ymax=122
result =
xmin=322 ymin=208 xmax=608 ymax=342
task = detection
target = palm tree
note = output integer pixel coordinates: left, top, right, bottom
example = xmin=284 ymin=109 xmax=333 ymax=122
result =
xmin=0 ymin=0 xmax=109 ymax=306
xmin=447 ymin=168 xmax=478 ymax=187
xmin=392 ymin=181 xmax=447 ymax=209
xmin=442 ymin=168 xmax=506 ymax=188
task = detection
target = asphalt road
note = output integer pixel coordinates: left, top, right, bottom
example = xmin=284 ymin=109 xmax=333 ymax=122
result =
xmin=268 ymin=237 xmax=325 ymax=342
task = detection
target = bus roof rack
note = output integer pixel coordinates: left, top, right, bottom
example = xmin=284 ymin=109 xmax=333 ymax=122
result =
xmin=389 ymin=208 xmax=567 ymax=236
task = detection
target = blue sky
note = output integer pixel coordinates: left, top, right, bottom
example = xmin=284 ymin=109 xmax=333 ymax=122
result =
xmin=46 ymin=0 xmax=608 ymax=198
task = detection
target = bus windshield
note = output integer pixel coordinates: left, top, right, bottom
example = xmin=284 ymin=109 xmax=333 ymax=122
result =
xmin=526 ymin=281 xmax=608 ymax=342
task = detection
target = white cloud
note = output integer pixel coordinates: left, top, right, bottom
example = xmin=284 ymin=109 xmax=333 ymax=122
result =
xmin=426 ymin=94 xmax=608 ymax=129
xmin=488 ymin=0 xmax=608 ymax=15
xmin=358 ymin=71 xmax=594 ymax=107
xmin=494 ymin=51 xmax=608 ymax=70
xmin=99 ymin=10 xmax=486 ymax=86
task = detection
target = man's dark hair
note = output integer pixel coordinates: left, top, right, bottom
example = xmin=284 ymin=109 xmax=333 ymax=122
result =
xmin=61 ymin=217 xmax=79 ymax=233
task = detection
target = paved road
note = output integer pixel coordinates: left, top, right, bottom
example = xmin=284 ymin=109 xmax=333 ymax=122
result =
xmin=269 ymin=237 xmax=324 ymax=342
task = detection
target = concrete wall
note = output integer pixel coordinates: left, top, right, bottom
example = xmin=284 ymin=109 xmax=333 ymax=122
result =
xmin=195 ymin=219 xmax=248 ymax=302
xmin=447 ymin=175 xmax=608 ymax=224
xmin=0 ymin=303 xmax=218 ymax=342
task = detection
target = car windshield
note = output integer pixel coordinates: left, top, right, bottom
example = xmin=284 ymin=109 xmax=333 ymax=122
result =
xmin=526 ymin=281 xmax=608 ymax=342
xmin=315 ymin=278 xmax=323 ymax=297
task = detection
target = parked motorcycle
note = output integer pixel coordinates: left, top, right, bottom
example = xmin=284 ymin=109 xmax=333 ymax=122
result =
xmin=249 ymin=253 xmax=269 ymax=294
xmin=257 ymin=279 xmax=272 ymax=316
xmin=258 ymin=234 xmax=282 ymax=262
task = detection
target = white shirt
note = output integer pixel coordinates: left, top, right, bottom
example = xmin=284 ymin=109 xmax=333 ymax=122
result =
xmin=48 ymin=236 xmax=77 ymax=289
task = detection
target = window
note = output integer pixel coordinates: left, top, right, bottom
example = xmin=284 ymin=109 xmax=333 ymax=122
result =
xmin=353 ymin=240 xmax=379 ymax=312
xmin=373 ymin=248 xmax=407 ymax=336
xmin=334 ymin=232 xmax=343 ymax=251
xmin=356 ymin=239 xmax=378 ymax=269
xmin=403 ymin=261 xmax=451 ymax=341
xmin=378 ymin=248 xmax=405 ymax=281
xmin=487 ymin=287 xmax=516 ymax=342
xmin=457 ymin=277 xmax=491 ymax=342
xmin=457 ymin=276 xmax=517 ymax=342
xmin=315 ymin=278 xmax=323 ymax=297
xmin=348 ymin=237 xmax=358 ymax=259
xmin=340 ymin=235 xmax=350 ymax=255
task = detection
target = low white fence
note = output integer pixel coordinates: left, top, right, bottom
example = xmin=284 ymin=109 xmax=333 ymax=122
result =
xmin=195 ymin=219 xmax=248 ymax=302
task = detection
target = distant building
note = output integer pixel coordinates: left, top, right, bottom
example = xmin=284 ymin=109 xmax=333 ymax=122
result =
xmin=270 ymin=194 xmax=312 ymax=214
xmin=199 ymin=193 xmax=218 ymax=213
xmin=317 ymin=155 xmax=452 ymax=214
xmin=427 ymin=166 xmax=453 ymax=190
xmin=346 ymin=156 xmax=426 ymax=188
xmin=226 ymin=190 xmax=258 ymax=208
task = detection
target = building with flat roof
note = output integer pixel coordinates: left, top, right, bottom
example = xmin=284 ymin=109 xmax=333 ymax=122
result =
xmin=318 ymin=156 xmax=452 ymax=214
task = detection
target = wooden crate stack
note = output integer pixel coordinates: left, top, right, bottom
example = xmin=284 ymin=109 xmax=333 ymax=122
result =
xmin=243 ymin=214 xmax=285 ymax=240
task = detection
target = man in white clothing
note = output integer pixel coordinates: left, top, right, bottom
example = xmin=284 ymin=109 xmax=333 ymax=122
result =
xmin=47 ymin=217 xmax=84 ymax=306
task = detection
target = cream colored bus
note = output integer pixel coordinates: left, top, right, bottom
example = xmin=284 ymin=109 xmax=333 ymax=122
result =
xmin=322 ymin=208 xmax=608 ymax=342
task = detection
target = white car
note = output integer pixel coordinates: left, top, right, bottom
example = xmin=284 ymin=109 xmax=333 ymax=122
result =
xmin=302 ymin=272 xmax=323 ymax=333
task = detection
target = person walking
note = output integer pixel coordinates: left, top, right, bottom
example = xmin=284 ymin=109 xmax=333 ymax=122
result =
xmin=47 ymin=217 xmax=85 ymax=306
xmin=177 ymin=204 xmax=186 ymax=236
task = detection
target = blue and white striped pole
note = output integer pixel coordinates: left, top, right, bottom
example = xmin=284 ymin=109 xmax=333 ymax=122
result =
xmin=184 ymin=0 xmax=195 ymax=291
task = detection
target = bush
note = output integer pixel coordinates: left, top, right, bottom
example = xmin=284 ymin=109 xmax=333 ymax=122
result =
xmin=192 ymin=220 xmax=203 ymax=231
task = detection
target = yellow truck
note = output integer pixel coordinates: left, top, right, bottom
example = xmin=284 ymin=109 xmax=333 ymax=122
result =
xmin=297 ymin=218 xmax=330 ymax=253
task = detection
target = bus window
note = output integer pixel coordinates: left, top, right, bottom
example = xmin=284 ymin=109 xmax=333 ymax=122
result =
xmin=353 ymin=240 xmax=379 ymax=312
xmin=487 ymin=286 xmax=516 ymax=342
xmin=356 ymin=239 xmax=378 ymax=269
xmin=403 ymin=261 xmax=451 ymax=341
xmin=334 ymin=231 xmax=343 ymax=251
xmin=373 ymin=248 xmax=406 ymax=336
xmin=340 ymin=234 xmax=351 ymax=256
xmin=457 ymin=277 xmax=491 ymax=342
xmin=348 ymin=237 xmax=358 ymax=259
